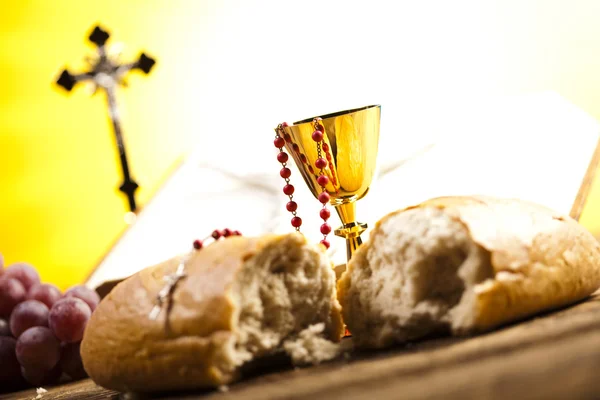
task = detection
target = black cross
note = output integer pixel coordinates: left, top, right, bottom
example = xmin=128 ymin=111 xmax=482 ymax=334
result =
xmin=55 ymin=25 xmax=156 ymax=213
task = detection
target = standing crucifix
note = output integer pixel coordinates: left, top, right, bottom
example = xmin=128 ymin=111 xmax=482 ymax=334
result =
xmin=56 ymin=25 xmax=156 ymax=212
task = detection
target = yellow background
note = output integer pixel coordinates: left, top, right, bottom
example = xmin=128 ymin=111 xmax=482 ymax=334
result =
xmin=1 ymin=0 xmax=599 ymax=289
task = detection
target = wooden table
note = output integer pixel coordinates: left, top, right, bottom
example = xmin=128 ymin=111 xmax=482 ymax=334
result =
xmin=3 ymin=293 xmax=600 ymax=400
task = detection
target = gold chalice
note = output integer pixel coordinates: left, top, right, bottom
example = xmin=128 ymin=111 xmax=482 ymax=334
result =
xmin=277 ymin=105 xmax=381 ymax=262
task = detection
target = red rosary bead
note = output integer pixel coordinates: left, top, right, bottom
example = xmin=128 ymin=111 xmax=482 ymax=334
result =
xmin=283 ymin=184 xmax=295 ymax=195
xmin=318 ymin=192 xmax=330 ymax=204
xmin=277 ymin=152 xmax=289 ymax=163
xmin=276 ymin=122 xmax=303 ymax=234
xmin=312 ymin=130 xmax=323 ymax=142
xmin=317 ymin=175 xmax=329 ymax=187
xmin=320 ymin=224 xmax=332 ymax=235
xmin=281 ymin=122 xmax=288 ymax=128
xmin=315 ymin=158 xmax=327 ymax=169
xmin=194 ymin=228 xmax=241 ymax=252
xmin=280 ymin=167 xmax=291 ymax=179
xmin=291 ymin=216 xmax=302 ymax=228
xmin=274 ymin=137 xmax=285 ymax=148
xmin=311 ymin=116 xmax=332 ymax=248
xmin=286 ymin=201 xmax=298 ymax=212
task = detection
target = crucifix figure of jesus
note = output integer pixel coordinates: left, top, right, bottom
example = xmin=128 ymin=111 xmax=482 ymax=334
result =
xmin=56 ymin=25 xmax=156 ymax=213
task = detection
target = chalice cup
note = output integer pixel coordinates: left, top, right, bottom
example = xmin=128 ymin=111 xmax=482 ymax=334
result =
xmin=278 ymin=105 xmax=381 ymax=262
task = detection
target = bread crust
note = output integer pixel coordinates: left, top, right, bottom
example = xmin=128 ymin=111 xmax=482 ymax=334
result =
xmin=339 ymin=195 xmax=600 ymax=336
xmin=82 ymin=234 xmax=344 ymax=392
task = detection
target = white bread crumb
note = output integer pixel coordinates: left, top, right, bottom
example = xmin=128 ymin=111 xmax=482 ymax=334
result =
xmin=33 ymin=387 xmax=47 ymax=399
xmin=283 ymin=323 xmax=341 ymax=365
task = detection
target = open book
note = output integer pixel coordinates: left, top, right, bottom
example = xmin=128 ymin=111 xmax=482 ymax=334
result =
xmin=86 ymin=92 xmax=600 ymax=289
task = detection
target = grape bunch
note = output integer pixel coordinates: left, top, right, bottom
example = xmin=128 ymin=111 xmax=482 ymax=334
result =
xmin=0 ymin=255 xmax=100 ymax=391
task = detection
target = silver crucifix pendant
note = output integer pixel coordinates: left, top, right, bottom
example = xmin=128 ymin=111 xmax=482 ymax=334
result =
xmin=148 ymin=257 xmax=188 ymax=320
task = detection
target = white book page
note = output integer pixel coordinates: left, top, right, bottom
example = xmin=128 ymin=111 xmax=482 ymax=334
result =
xmin=366 ymin=91 xmax=599 ymax=227
xmin=86 ymin=162 xmax=282 ymax=289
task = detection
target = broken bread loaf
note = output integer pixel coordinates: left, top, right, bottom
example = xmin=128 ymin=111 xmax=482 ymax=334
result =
xmin=338 ymin=196 xmax=600 ymax=349
xmin=81 ymin=233 xmax=344 ymax=392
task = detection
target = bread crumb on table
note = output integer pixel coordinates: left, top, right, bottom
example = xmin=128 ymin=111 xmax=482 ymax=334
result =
xmin=33 ymin=387 xmax=47 ymax=399
xmin=283 ymin=323 xmax=341 ymax=366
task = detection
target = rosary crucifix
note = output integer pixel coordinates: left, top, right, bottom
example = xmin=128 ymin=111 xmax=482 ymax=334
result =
xmin=55 ymin=25 xmax=156 ymax=212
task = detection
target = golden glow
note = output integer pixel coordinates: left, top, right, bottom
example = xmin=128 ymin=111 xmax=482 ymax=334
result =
xmin=2 ymin=0 xmax=600 ymax=289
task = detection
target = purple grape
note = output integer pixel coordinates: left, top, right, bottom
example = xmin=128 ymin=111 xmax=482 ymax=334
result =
xmin=49 ymin=298 xmax=91 ymax=343
xmin=0 ymin=278 xmax=26 ymax=318
xmin=10 ymin=300 xmax=49 ymax=338
xmin=15 ymin=326 xmax=60 ymax=371
xmin=0 ymin=336 xmax=22 ymax=384
xmin=21 ymin=363 xmax=62 ymax=386
xmin=4 ymin=263 xmax=40 ymax=291
xmin=59 ymin=342 xmax=87 ymax=380
xmin=63 ymin=285 xmax=100 ymax=311
xmin=28 ymin=283 xmax=62 ymax=308
xmin=0 ymin=318 xmax=11 ymax=337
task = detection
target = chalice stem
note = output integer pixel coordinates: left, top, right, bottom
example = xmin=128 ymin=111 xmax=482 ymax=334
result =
xmin=343 ymin=236 xmax=363 ymax=262
xmin=333 ymin=202 xmax=368 ymax=262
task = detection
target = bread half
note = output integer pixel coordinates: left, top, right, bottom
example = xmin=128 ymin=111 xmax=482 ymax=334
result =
xmin=338 ymin=196 xmax=600 ymax=349
xmin=81 ymin=233 xmax=344 ymax=392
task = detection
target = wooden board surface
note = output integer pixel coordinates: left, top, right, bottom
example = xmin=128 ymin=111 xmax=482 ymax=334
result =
xmin=3 ymin=292 xmax=600 ymax=400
